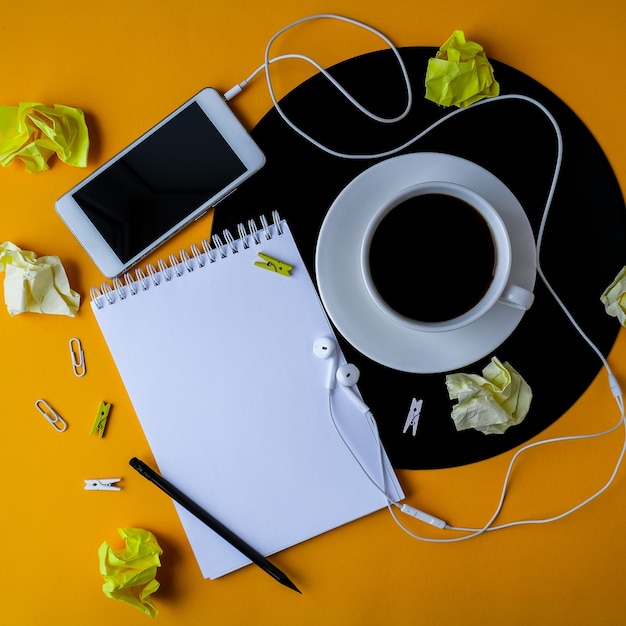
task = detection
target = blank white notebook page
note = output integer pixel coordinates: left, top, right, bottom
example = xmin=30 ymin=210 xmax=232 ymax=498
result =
xmin=91 ymin=216 xmax=403 ymax=579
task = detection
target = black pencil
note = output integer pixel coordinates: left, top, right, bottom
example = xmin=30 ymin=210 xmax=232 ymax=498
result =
xmin=129 ymin=457 xmax=301 ymax=593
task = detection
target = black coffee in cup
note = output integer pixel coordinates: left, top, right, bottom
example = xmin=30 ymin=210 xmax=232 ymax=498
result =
xmin=367 ymin=193 xmax=496 ymax=323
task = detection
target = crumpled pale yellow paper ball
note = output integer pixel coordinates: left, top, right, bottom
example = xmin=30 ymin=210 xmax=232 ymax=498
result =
xmin=98 ymin=528 xmax=163 ymax=619
xmin=601 ymin=266 xmax=626 ymax=326
xmin=425 ymin=30 xmax=500 ymax=108
xmin=0 ymin=242 xmax=80 ymax=317
xmin=0 ymin=102 xmax=89 ymax=172
xmin=445 ymin=357 xmax=532 ymax=435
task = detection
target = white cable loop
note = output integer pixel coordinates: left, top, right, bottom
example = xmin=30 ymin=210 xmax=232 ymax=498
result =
xmin=257 ymin=14 xmax=412 ymax=160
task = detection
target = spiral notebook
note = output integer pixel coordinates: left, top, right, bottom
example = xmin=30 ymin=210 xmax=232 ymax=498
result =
xmin=90 ymin=212 xmax=403 ymax=579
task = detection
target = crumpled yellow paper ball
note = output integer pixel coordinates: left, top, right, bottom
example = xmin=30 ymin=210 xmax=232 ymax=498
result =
xmin=0 ymin=102 xmax=89 ymax=172
xmin=98 ymin=528 xmax=163 ymax=619
xmin=425 ymin=30 xmax=500 ymax=108
xmin=601 ymin=266 xmax=626 ymax=326
xmin=0 ymin=242 xmax=80 ymax=317
xmin=445 ymin=357 xmax=532 ymax=435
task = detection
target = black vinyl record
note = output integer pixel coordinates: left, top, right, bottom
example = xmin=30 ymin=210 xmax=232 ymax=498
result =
xmin=212 ymin=47 xmax=626 ymax=469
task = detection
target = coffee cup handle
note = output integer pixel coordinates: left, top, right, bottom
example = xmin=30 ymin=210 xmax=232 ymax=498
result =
xmin=499 ymin=284 xmax=535 ymax=310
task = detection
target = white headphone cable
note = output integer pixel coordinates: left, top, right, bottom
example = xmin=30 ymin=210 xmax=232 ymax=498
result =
xmin=234 ymin=13 xmax=626 ymax=538
xmin=224 ymin=13 xmax=415 ymax=160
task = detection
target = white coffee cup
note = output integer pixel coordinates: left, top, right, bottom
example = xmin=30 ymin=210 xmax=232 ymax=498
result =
xmin=360 ymin=181 xmax=534 ymax=333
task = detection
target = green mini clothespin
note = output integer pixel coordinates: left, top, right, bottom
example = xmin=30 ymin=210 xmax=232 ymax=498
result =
xmin=255 ymin=252 xmax=293 ymax=276
xmin=90 ymin=401 xmax=111 ymax=438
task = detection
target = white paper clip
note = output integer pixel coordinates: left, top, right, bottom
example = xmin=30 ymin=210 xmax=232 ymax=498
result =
xmin=84 ymin=478 xmax=121 ymax=491
xmin=69 ymin=337 xmax=86 ymax=377
xmin=35 ymin=399 xmax=68 ymax=433
xmin=403 ymin=398 xmax=423 ymax=436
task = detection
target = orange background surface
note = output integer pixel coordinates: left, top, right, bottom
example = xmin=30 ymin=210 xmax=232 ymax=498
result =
xmin=2 ymin=1 xmax=626 ymax=624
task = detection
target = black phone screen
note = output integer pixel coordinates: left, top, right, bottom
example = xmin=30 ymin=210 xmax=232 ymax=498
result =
xmin=73 ymin=101 xmax=246 ymax=263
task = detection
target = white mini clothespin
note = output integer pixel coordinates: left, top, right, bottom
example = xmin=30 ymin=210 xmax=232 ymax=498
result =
xmin=84 ymin=478 xmax=121 ymax=491
xmin=403 ymin=398 xmax=423 ymax=436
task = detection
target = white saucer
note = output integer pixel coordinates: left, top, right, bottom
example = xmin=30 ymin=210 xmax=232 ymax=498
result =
xmin=315 ymin=152 xmax=537 ymax=373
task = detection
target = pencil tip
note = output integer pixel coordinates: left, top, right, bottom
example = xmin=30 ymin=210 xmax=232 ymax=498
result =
xmin=283 ymin=578 xmax=302 ymax=593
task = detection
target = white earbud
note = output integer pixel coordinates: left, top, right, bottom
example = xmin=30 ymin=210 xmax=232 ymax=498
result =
xmin=313 ymin=337 xmax=337 ymax=389
xmin=313 ymin=340 xmax=371 ymax=413
xmin=336 ymin=363 xmax=371 ymax=414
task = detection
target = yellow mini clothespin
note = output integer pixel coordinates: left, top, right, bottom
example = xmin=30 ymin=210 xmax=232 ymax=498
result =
xmin=255 ymin=252 xmax=293 ymax=276
xmin=90 ymin=401 xmax=111 ymax=438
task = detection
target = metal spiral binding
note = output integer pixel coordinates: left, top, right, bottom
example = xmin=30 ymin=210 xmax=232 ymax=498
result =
xmin=190 ymin=244 xmax=205 ymax=268
xmin=146 ymin=263 xmax=160 ymax=286
xmin=248 ymin=219 xmax=261 ymax=244
xmin=157 ymin=257 xmax=172 ymax=281
xmin=180 ymin=249 xmax=194 ymax=273
xmin=223 ymin=229 xmax=238 ymax=254
xmin=135 ymin=267 xmax=150 ymax=291
xmin=170 ymin=252 xmax=183 ymax=276
xmin=90 ymin=211 xmax=284 ymax=309
xmin=124 ymin=271 xmax=138 ymax=295
xmin=211 ymin=233 xmax=228 ymax=259
xmin=112 ymin=277 xmax=126 ymax=300
xmin=201 ymin=238 xmax=215 ymax=263
xmin=237 ymin=223 xmax=250 ymax=248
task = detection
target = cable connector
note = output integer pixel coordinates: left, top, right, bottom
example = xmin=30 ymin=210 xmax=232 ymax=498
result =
xmin=608 ymin=373 xmax=623 ymax=399
xmin=398 ymin=503 xmax=447 ymax=529
xmin=223 ymin=82 xmax=248 ymax=102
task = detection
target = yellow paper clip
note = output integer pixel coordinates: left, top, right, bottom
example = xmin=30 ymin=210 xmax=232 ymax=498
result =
xmin=255 ymin=252 xmax=293 ymax=276
xmin=90 ymin=401 xmax=111 ymax=438
xmin=35 ymin=399 xmax=68 ymax=433
xmin=69 ymin=337 xmax=86 ymax=377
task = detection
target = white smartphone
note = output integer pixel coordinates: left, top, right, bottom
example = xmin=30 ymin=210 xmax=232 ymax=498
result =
xmin=56 ymin=88 xmax=265 ymax=278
